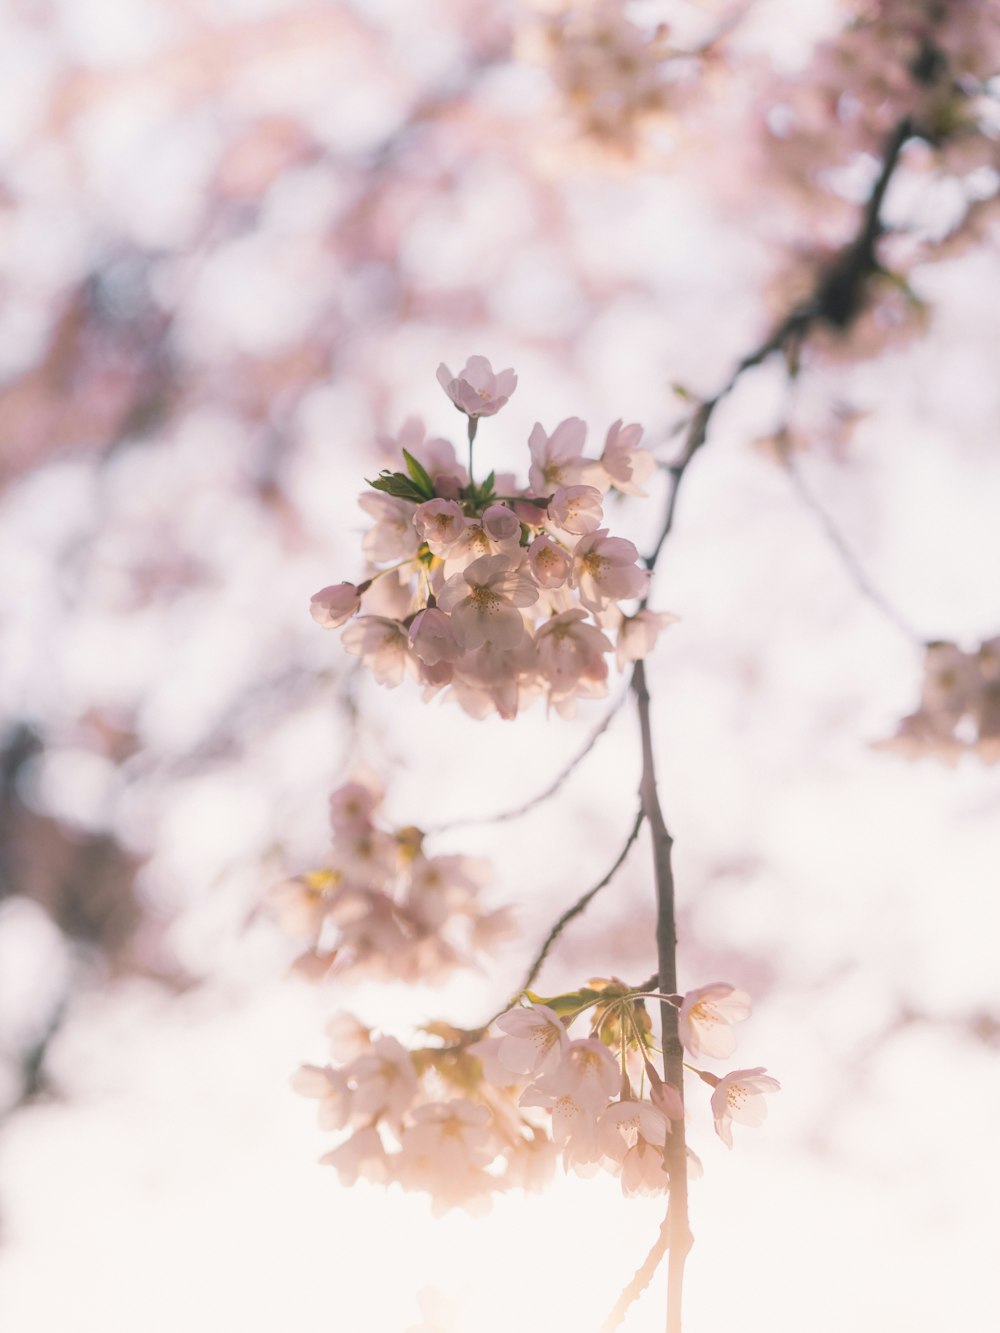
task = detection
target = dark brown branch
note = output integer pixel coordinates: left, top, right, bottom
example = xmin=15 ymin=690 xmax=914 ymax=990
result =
xmin=632 ymin=659 xmax=691 ymax=1333
xmin=644 ymin=118 xmax=913 ymax=579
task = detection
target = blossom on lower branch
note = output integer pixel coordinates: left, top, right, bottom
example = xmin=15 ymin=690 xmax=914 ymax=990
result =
xmin=293 ymin=978 xmax=777 ymax=1214
xmin=269 ymin=776 xmax=514 ymax=984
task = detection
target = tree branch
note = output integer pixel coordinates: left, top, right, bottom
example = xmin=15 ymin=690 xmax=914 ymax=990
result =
xmin=516 ymin=803 xmax=645 ymax=999
xmin=428 ymin=691 xmax=627 ymax=833
xmin=632 ymin=658 xmax=690 ymax=1333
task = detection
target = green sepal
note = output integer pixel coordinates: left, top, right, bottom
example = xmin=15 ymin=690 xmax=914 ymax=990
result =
xmin=400 ymin=448 xmax=436 ymax=500
xmin=523 ymin=986 xmax=605 ymax=1020
xmin=366 ymin=470 xmax=427 ymax=503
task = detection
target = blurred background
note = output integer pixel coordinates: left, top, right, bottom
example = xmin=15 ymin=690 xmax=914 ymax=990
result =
xmin=1 ymin=0 xmax=999 ymax=1329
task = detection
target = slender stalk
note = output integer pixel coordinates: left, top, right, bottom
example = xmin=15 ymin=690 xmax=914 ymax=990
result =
xmin=467 ymin=416 xmax=478 ymax=490
xmin=632 ymin=658 xmax=690 ymax=1333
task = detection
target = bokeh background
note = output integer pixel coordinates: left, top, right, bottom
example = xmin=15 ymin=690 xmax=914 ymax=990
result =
xmin=1 ymin=1 xmax=999 ymax=1329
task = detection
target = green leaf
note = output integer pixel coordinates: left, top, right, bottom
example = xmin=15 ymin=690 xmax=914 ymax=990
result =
xmin=479 ymin=470 xmax=496 ymax=501
xmin=366 ymin=471 xmax=426 ymax=503
xmin=401 ymin=449 xmax=436 ymax=499
xmin=523 ymin=987 xmax=604 ymax=1020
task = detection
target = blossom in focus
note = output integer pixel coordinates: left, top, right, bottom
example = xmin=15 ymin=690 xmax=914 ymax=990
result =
xmin=436 ymin=355 xmax=517 ymax=418
xmin=710 ymin=1067 xmax=781 ymax=1149
xmin=413 ymin=499 xmax=468 ymax=555
xmin=528 ymin=417 xmax=589 ymax=493
xmin=679 ymin=983 xmax=752 ymax=1060
xmin=547 ymin=484 xmax=604 ymax=535
xmin=438 ymin=554 xmax=539 ymax=650
xmin=571 ymin=528 xmax=650 ymax=611
xmin=408 ymin=607 xmax=462 ymax=665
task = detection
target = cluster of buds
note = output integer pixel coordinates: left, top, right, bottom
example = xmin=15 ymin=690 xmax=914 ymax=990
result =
xmin=310 ymin=356 xmax=677 ymax=720
xmin=876 ymin=637 xmax=1000 ymax=765
xmin=269 ymin=779 xmax=514 ymax=985
xmin=294 ymin=978 xmax=779 ymax=1215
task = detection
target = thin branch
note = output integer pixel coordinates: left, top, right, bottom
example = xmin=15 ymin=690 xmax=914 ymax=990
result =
xmin=512 ymin=799 xmax=645 ymax=1002
xmin=632 ymin=659 xmax=691 ymax=1333
xmin=780 ymin=452 xmax=924 ymax=643
xmin=427 ymin=691 xmax=627 ymax=833
xmin=516 ymin=803 xmax=645 ymax=1000
xmin=644 ymin=118 xmax=913 ymax=579
xmin=477 ymin=804 xmax=644 ymax=1031
xmin=600 ymin=1214 xmax=672 ymax=1333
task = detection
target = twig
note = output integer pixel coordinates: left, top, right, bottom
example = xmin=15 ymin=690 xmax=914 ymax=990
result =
xmin=632 ymin=659 xmax=691 ymax=1333
xmin=781 ymin=452 xmax=924 ymax=644
xmin=600 ymin=1215 xmax=672 ymax=1333
xmin=517 ymin=804 xmax=645 ymax=999
xmin=427 ymin=691 xmax=627 ymax=833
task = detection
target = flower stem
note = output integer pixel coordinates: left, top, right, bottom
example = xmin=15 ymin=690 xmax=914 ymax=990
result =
xmin=467 ymin=416 xmax=478 ymax=491
xmin=632 ymin=658 xmax=691 ymax=1333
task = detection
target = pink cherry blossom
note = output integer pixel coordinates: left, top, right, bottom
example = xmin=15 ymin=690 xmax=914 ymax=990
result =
xmin=596 ymin=419 xmax=656 ymax=496
xmin=436 ymin=356 xmax=517 ymax=418
xmin=413 ymin=499 xmax=468 ymax=555
xmin=530 ymin=1037 xmax=620 ymax=1109
xmin=679 ymin=983 xmax=752 ymax=1060
xmin=615 ymin=608 xmax=680 ymax=669
xmin=534 ymin=609 xmax=612 ymax=701
xmin=438 ymin=554 xmax=539 ymax=650
xmin=328 ymin=779 xmax=382 ymax=833
xmin=527 ymin=417 xmax=588 ymax=494
xmin=359 ymin=491 xmax=421 ymax=563
xmin=408 ymin=607 xmax=461 ymax=665
xmin=291 ymin=1064 xmax=353 ymax=1132
xmin=547 ymin=484 xmax=604 ymax=535
xmin=482 ymin=503 xmax=522 ymax=545
xmin=348 ymin=1036 xmax=419 ymax=1129
xmin=321 ymin=1125 xmax=389 ymax=1186
xmin=570 ymin=529 xmax=650 ymax=612
xmin=598 ymin=1099 xmax=670 ymax=1164
xmin=495 ymin=1003 xmax=570 ymax=1076
xmin=310 ymin=582 xmax=362 ymax=628
xmin=341 ymin=616 xmax=414 ymax=686
xmin=528 ymin=533 xmax=572 ymax=588
xmin=711 ymin=1067 xmax=781 ymax=1149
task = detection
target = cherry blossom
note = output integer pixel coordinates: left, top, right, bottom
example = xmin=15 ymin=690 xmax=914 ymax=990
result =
xmin=571 ymin=529 xmax=650 ymax=612
xmin=438 ymin=554 xmax=539 ymax=651
xmin=494 ymin=1003 xmax=570 ymax=1076
xmin=595 ymin=420 xmax=656 ymax=497
xmin=436 ymin=356 xmax=517 ymax=418
xmin=527 ymin=417 xmax=589 ymax=493
xmin=710 ymin=1068 xmax=782 ymax=1149
xmin=679 ymin=983 xmax=753 ymax=1060
xmin=413 ymin=499 xmax=468 ymax=556
xmin=547 ymin=484 xmax=604 ymax=535
xmin=309 ymin=582 xmax=362 ymax=629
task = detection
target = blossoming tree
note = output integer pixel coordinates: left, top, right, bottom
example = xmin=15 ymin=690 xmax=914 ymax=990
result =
xmin=1 ymin=0 xmax=998 ymax=1330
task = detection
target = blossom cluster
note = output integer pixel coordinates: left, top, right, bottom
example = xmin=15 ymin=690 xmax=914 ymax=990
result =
xmin=295 ymin=978 xmax=778 ymax=1214
xmin=269 ymin=778 xmax=514 ymax=985
xmin=522 ymin=0 xmax=704 ymax=155
xmin=877 ymin=637 xmax=1000 ymax=765
xmin=311 ymin=357 xmax=677 ymax=720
